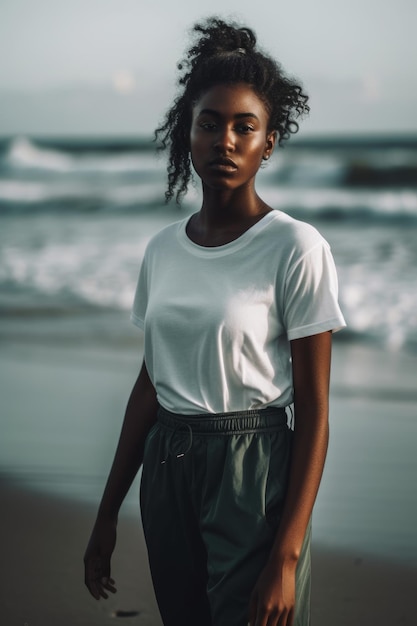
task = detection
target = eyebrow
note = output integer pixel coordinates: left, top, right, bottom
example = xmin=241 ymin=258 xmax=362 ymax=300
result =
xmin=197 ymin=108 xmax=260 ymax=121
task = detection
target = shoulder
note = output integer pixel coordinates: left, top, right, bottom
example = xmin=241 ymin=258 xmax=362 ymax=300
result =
xmin=144 ymin=217 xmax=186 ymax=257
xmin=267 ymin=210 xmax=329 ymax=256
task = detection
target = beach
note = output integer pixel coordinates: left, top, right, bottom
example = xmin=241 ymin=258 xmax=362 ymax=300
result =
xmin=1 ymin=476 xmax=417 ymax=626
xmin=1 ymin=336 xmax=416 ymax=626
xmin=1 ymin=134 xmax=417 ymax=624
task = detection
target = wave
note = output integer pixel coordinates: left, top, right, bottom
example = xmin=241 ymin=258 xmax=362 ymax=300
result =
xmin=1 ymin=178 xmax=416 ymax=223
xmin=2 ymin=292 xmax=416 ymax=354
xmin=260 ymin=186 xmax=417 ymax=222
xmin=1 ymin=136 xmax=163 ymax=175
xmin=270 ymin=141 xmax=417 ymax=189
xmin=1 ymin=136 xmax=416 ymax=222
xmin=1 ymin=220 xmax=416 ymax=354
xmin=0 ymin=179 xmax=168 ymax=211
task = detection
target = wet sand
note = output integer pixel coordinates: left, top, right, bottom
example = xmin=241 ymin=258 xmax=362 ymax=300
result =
xmin=1 ymin=338 xmax=417 ymax=625
xmin=1 ymin=477 xmax=416 ymax=626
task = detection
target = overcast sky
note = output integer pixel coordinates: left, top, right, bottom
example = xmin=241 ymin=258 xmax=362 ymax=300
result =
xmin=1 ymin=0 xmax=416 ymax=136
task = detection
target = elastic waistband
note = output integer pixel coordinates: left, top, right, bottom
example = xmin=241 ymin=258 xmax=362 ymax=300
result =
xmin=157 ymin=406 xmax=288 ymax=435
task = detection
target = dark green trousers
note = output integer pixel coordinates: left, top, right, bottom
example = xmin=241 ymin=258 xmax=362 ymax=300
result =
xmin=140 ymin=406 xmax=311 ymax=626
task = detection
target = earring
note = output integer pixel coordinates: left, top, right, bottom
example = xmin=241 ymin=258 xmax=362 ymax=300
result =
xmin=263 ymin=154 xmax=270 ymax=160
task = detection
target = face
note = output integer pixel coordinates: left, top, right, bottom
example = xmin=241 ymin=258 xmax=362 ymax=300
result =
xmin=190 ymin=83 xmax=276 ymax=192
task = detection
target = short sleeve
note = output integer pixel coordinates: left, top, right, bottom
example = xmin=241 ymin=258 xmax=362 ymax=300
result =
xmin=130 ymin=254 xmax=148 ymax=330
xmin=283 ymin=240 xmax=346 ymax=341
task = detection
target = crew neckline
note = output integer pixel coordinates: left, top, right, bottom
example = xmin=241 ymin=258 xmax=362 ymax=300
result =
xmin=177 ymin=210 xmax=279 ymax=258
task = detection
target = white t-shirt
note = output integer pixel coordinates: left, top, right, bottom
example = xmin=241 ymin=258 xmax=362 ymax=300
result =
xmin=131 ymin=210 xmax=346 ymax=414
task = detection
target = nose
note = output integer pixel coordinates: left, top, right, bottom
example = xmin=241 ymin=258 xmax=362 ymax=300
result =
xmin=213 ymin=125 xmax=235 ymax=153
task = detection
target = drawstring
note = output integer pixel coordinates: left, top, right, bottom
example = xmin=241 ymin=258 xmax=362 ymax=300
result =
xmin=160 ymin=422 xmax=193 ymax=464
xmin=286 ymin=404 xmax=294 ymax=430
xmin=157 ymin=405 xmax=289 ymax=464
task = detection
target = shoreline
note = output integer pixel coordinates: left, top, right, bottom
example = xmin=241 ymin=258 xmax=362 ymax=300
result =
xmin=1 ymin=337 xmax=416 ymax=565
xmin=1 ymin=476 xmax=416 ymax=626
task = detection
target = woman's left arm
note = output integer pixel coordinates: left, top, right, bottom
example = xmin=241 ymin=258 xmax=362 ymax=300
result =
xmin=249 ymin=330 xmax=332 ymax=626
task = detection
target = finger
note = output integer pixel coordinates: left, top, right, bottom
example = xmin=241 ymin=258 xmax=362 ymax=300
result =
xmin=87 ymin=576 xmax=105 ymax=600
xmin=249 ymin=592 xmax=271 ymax=626
xmin=93 ymin=575 xmax=116 ymax=600
xmin=85 ymin=561 xmax=102 ymax=599
xmin=87 ymin=578 xmax=101 ymax=601
xmin=276 ymin=608 xmax=289 ymax=626
xmin=254 ymin=607 xmax=269 ymax=626
xmin=101 ymin=577 xmax=117 ymax=594
xmin=85 ymin=558 xmax=114 ymax=600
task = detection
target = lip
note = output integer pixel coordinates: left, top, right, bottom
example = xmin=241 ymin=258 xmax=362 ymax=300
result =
xmin=208 ymin=157 xmax=238 ymax=171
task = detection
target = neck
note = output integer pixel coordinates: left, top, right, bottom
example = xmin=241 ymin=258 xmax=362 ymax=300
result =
xmin=199 ymin=185 xmax=268 ymax=228
xmin=186 ymin=185 xmax=272 ymax=247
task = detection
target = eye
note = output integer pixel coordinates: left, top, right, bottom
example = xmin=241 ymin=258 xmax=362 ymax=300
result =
xmin=236 ymin=123 xmax=255 ymax=133
xmin=199 ymin=121 xmax=217 ymax=131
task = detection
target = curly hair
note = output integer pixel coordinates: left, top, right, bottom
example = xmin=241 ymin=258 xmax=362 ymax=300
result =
xmin=155 ymin=17 xmax=310 ymax=203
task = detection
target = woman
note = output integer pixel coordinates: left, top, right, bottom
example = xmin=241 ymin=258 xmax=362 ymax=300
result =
xmin=84 ymin=17 xmax=345 ymax=626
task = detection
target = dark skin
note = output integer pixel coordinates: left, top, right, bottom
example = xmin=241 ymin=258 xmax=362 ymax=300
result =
xmin=84 ymin=82 xmax=332 ymax=626
xmin=83 ymin=362 xmax=158 ymax=600
xmin=188 ymin=83 xmax=276 ymax=246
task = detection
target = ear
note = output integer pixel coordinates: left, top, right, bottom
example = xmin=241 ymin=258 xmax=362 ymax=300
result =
xmin=263 ymin=130 xmax=277 ymax=160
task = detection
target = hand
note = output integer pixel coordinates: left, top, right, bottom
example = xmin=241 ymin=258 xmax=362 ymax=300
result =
xmin=248 ymin=557 xmax=297 ymax=626
xmin=84 ymin=518 xmax=118 ymax=600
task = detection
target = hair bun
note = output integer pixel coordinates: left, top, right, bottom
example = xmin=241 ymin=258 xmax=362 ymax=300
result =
xmin=233 ymin=26 xmax=256 ymax=53
xmin=190 ymin=19 xmax=257 ymax=61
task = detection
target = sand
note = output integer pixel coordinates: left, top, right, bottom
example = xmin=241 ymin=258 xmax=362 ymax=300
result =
xmin=1 ymin=337 xmax=417 ymax=625
xmin=1 ymin=477 xmax=416 ymax=626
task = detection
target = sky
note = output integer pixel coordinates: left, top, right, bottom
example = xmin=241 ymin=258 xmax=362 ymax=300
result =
xmin=0 ymin=0 xmax=416 ymax=137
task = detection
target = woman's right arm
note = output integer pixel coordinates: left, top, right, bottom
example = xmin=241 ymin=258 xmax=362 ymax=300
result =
xmin=84 ymin=360 xmax=158 ymax=600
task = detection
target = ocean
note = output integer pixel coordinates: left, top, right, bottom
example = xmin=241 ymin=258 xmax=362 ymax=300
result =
xmin=1 ymin=134 xmax=416 ymax=353
xmin=1 ymin=135 xmax=417 ymax=567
